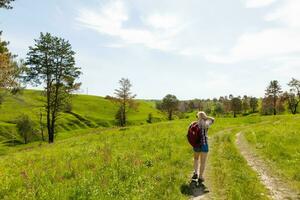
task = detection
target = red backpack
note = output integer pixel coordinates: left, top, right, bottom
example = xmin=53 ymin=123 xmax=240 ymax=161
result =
xmin=187 ymin=121 xmax=203 ymax=148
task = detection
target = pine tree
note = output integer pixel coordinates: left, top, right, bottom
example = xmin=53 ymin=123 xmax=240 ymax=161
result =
xmin=114 ymin=78 xmax=136 ymax=126
xmin=25 ymin=33 xmax=81 ymax=143
xmin=265 ymin=80 xmax=282 ymax=115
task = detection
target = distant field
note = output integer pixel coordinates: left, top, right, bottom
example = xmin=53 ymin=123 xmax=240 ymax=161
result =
xmin=0 ymin=90 xmax=165 ymax=144
xmin=1 ymin=115 xmax=298 ymax=199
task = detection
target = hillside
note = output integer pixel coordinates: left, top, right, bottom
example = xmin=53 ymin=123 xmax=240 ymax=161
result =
xmin=0 ymin=90 xmax=165 ymax=144
xmin=1 ymin=115 xmax=299 ymax=199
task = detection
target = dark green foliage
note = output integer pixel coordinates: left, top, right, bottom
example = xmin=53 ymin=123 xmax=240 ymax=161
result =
xmin=0 ymin=92 xmax=4 ymax=105
xmin=0 ymin=0 xmax=14 ymax=9
xmin=285 ymin=78 xmax=300 ymax=114
xmin=0 ymin=31 xmax=9 ymax=53
xmin=147 ymin=113 xmax=152 ymax=123
xmin=249 ymin=97 xmax=258 ymax=113
xmin=25 ymin=32 xmax=81 ymax=143
xmin=0 ymin=32 xmax=21 ymax=91
xmin=115 ymin=105 xmax=125 ymax=126
xmin=265 ymin=80 xmax=282 ymax=115
xmin=242 ymin=95 xmax=249 ymax=113
xmin=64 ymin=101 xmax=73 ymax=113
xmin=161 ymin=94 xmax=179 ymax=120
xmin=16 ymin=114 xmax=33 ymax=144
xmin=214 ymin=102 xmax=224 ymax=116
xmin=114 ymin=78 xmax=136 ymax=126
xmin=231 ymin=97 xmax=242 ymax=118
xmin=261 ymin=96 xmax=273 ymax=115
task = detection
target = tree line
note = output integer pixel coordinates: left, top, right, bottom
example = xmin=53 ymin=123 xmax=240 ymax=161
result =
xmin=155 ymin=78 xmax=300 ymax=119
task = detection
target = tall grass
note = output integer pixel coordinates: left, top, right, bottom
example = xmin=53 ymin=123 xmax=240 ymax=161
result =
xmin=0 ymin=115 xmax=298 ymax=199
xmin=0 ymin=90 xmax=165 ymax=144
xmin=209 ymin=130 xmax=269 ymax=199
xmin=244 ymin=114 xmax=300 ymax=191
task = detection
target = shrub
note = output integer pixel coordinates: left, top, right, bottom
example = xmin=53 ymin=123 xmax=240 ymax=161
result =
xmin=16 ymin=114 xmax=34 ymax=144
xmin=64 ymin=102 xmax=73 ymax=113
xmin=147 ymin=113 xmax=152 ymax=123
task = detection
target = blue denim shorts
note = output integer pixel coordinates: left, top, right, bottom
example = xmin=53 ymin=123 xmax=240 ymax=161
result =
xmin=193 ymin=144 xmax=209 ymax=153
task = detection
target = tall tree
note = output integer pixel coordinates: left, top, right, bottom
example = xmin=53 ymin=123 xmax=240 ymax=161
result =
xmin=0 ymin=0 xmax=14 ymax=9
xmin=231 ymin=97 xmax=242 ymax=118
xmin=285 ymin=78 xmax=300 ymax=114
xmin=214 ymin=102 xmax=224 ymax=116
xmin=161 ymin=94 xmax=179 ymax=120
xmin=249 ymin=97 xmax=258 ymax=113
xmin=261 ymin=96 xmax=273 ymax=115
xmin=1 ymin=0 xmax=17 ymax=90
xmin=0 ymin=32 xmax=21 ymax=105
xmin=114 ymin=78 xmax=136 ymax=126
xmin=223 ymin=96 xmax=231 ymax=114
xmin=25 ymin=33 xmax=81 ymax=143
xmin=242 ymin=95 xmax=249 ymax=113
xmin=16 ymin=114 xmax=33 ymax=144
xmin=1 ymin=0 xmax=16 ymax=88
xmin=265 ymin=80 xmax=282 ymax=115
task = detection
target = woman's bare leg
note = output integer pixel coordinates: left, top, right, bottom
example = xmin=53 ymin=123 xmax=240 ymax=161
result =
xmin=199 ymin=152 xmax=208 ymax=179
xmin=194 ymin=152 xmax=200 ymax=175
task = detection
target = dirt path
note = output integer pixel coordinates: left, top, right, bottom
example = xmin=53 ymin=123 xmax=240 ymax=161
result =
xmin=188 ymin=130 xmax=228 ymax=200
xmin=236 ymin=132 xmax=300 ymax=200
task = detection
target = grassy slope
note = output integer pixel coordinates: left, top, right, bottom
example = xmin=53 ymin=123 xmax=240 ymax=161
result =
xmin=0 ymin=90 xmax=165 ymax=143
xmin=244 ymin=115 xmax=300 ymax=191
xmin=0 ymin=116 xmax=283 ymax=200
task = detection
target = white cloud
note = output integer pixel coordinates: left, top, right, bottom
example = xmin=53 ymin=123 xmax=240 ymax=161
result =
xmin=77 ymin=1 xmax=128 ymax=36
xmin=144 ymin=14 xmax=181 ymax=29
xmin=77 ymin=1 xmax=184 ymax=52
xmin=207 ymin=0 xmax=300 ymax=63
xmin=206 ymin=28 xmax=300 ymax=63
xmin=77 ymin=0 xmax=300 ymax=67
xmin=104 ymin=43 xmax=125 ymax=48
xmin=264 ymin=0 xmax=300 ymax=27
xmin=245 ymin=0 xmax=277 ymax=8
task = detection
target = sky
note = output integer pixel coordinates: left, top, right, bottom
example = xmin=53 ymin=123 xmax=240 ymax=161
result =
xmin=1 ymin=0 xmax=300 ymax=100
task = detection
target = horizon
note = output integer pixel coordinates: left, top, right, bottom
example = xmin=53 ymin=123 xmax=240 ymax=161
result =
xmin=24 ymin=88 xmax=268 ymax=101
xmin=1 ymin=0 xmax=300 ymax=99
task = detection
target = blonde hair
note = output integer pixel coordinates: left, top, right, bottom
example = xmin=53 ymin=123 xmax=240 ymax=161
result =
xmin=197 ymin=111 xmax=207 ymax=120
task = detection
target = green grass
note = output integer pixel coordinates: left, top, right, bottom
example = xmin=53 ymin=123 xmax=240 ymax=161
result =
xmin=243 ymin=114 xmax=300 ymax=191
xmin=1 ymin=116 xmax=291 ymax=199
xmin=209 ymin=130 xmax=269 ymax=199
xmin=0 ymin=121 xmax=192 ymax=199
xmin=0 ymin=95 xmax=299 ymax=200
xmin=0 ymin=90 xmax=165 ymax=144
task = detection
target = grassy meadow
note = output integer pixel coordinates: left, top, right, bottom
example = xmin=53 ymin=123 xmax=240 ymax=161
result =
xmin=244 ymin=115 xmax=300 ymax=191
xmin=0 ymin=91 xmax=299 ymax=199
xmin=1 ymin=114 xmax=299 ymax=199
xmin=0 ymin=90 xmax=165 ymax=145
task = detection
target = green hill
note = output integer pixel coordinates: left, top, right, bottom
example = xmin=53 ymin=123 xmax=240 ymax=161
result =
xmin=1 ymin=115 xmax=299 ymax=199
xmin=0 ymin=90 xmax=165 ymax=144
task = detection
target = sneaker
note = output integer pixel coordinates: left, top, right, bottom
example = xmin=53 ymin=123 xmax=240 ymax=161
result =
xmin=198 ymin=177 xmax=205 ymax=183
xmin=191 ymin=173 xmax=198 ymax=181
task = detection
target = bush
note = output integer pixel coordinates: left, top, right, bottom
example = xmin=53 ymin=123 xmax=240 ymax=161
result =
xmin=16 ymin=114 xmax=34 ymax=144
xmin=64 ymin=102 xmax=73 ymax=113
xmin=176 ymin=112 xmax=186 ymax=119
xmin=147 ymin=113 xmax=152 ymax=123
xmin=0 ymin=92 xmax=4 ymax=105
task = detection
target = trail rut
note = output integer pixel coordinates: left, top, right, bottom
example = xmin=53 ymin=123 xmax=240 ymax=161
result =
xmin=236 ymin=132 xmax=300 ymax=200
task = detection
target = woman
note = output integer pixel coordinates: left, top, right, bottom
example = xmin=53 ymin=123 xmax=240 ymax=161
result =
xmin=192 ymin=111 xmax=215 ymax=183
